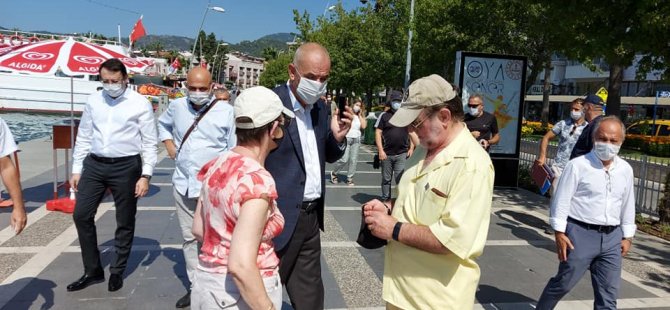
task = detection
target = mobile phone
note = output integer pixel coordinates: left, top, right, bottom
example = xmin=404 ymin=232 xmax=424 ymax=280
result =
xmin=337 ymin=96 xmax=346 ymax=119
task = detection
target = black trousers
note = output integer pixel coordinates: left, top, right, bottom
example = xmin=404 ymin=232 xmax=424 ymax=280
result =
xmin=277 ymin=204 xmax=324 ymax=310
xmin=73 ymin=154 xmax=141 ymax=276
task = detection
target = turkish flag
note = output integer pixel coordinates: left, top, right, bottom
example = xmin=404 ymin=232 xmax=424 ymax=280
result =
xmin=200 ymin=59 xmax=207 ymax=68
xmin=129 ymin=16 xmax=146 ymax=44
xmin=171 ymin=58 xmax=181 ymax=69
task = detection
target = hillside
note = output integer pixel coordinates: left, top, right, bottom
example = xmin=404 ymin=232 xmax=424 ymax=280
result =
xmin=0 ymin=26 xmax=294 ymax=57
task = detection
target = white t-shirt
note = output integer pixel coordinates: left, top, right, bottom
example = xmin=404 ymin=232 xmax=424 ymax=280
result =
xmin=346 ymin=114 xmax=362 ymax=139
xmin=0 ymin=117 xmax=18 ymax=157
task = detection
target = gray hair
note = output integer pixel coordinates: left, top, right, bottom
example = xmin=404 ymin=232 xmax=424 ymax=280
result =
xmin=592 ymin=115 xmax=626 ymax=142
xmin=468 ymin=94 xmax=484 ymax=103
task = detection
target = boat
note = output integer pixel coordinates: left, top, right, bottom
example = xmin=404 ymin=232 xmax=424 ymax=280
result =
xmin=0 ymin=30 xmax=164 ymax=114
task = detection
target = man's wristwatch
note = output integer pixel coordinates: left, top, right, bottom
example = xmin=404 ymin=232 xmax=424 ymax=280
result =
xmin=140 ymin=174 xmax=152 ymax=181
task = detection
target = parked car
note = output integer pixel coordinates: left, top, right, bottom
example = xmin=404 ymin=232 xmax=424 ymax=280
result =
xmin=626 ymin=119 xmax=670 ymax=143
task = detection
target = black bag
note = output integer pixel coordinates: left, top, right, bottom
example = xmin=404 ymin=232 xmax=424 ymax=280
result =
xmin=373 ymin=154 xmax=380 ymax=169
xmin=356 ymin=207 xmax=389 ymax=249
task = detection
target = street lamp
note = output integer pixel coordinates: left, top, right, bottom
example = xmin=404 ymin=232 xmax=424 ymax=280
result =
xmin=191 ymin=4 xmax=226 ymax=67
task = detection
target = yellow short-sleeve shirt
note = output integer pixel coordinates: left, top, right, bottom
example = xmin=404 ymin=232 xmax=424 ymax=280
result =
xmin=383 ymin=124 xmax=494 ymax=310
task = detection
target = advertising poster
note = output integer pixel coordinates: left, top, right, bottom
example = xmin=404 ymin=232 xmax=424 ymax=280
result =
xmin=455 ymin=52 xmax=527 ymax=187
xmin=455 ymin=52 xmax=527 ymax=156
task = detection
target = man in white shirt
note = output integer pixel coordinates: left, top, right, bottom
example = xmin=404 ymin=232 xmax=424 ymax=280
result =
xmin=68 ymin=58 xmax=158 ymax=293
xmin=537 ymin=116 xmax=636 ymax=310
xmin=157 ymin=67 xmax=236 ymax=308
xmin=0 ymin=117 xmax=26 ymax=235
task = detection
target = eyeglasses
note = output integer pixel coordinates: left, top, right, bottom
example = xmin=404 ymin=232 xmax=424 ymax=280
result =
xmin=410 ymin=111 xmax=431 ymax=129
xmin=569 ymin=124 xmax=577 ymax=136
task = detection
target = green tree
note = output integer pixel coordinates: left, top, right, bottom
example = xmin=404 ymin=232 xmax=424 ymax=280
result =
xmin=262 ymin=47 xmax=280 ymax=61
xmin=259 ymin=52 xmax=293 ymax=88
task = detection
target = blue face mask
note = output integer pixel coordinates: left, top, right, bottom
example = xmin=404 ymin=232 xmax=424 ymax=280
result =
xmin=391 ymin=101 xmax=401 ymax=111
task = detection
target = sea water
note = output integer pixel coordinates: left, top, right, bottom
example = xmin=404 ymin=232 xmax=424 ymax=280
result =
xmin=0 ymin=112 xmax=78 ymax=143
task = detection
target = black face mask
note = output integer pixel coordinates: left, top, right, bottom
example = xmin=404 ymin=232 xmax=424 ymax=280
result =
xmin=270 ymin=125 xmax=286 ymax=150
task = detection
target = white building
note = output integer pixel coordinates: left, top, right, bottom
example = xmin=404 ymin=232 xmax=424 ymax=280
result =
xmin=223 ymin=51 xmax=264 ymax=89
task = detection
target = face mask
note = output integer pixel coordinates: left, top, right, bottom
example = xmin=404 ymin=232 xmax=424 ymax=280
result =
xmin=353 ymin=106 xmax=361 ymax=113
xmin=103 ymin=83 xmax=125 ymax=98
xmin=593 ymin=142 xmax=620 ymax=161
xmin=571 ymin=111 xmax=583 ymax=121
xmin=296 ymin=75 xmax=327 ymax=105
xmin=188 ymin=91 xmax=211 ymax=106
xmin=469 ymin=107 xmax=479 ymax=116
xmin=391 ymin=102 xmax=401 ymax=111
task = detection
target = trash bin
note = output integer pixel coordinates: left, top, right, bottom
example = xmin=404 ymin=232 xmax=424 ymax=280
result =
xmin=363 ymin=118 xmax=376 ymax=145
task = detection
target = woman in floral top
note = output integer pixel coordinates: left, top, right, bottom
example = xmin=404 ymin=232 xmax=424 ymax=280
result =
xmin=192 ymin=86 xmax=294 ymax=310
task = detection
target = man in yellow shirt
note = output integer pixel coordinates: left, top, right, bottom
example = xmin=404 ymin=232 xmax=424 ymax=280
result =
xmin=363 ymin=74 xmax=494 ymax=309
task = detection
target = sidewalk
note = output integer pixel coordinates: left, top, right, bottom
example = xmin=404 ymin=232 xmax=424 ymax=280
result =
xmin=0 ymin=142 xmax=668 ymax=309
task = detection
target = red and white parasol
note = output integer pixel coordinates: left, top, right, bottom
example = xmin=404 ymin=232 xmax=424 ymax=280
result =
xmin=0 ymin=37 xmax=148 ymax=76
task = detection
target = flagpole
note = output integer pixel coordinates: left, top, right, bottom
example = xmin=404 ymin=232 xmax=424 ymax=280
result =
xmin=118 ymin=24 xmax=121 ymax=45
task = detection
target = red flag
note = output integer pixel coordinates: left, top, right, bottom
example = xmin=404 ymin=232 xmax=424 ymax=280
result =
xmin=129 ymin=16 xmax=146 ymax=45
xmin=200 ymin=59 xmax=207 ymax=68
xmin=171 ymin=58 xmax=181 ymax=69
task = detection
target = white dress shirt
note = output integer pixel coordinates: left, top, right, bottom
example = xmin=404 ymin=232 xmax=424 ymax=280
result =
xmin=72 ymin=88 xmax=158 ymax=175
xmin=346 ymin=114 xmax=362 ymax=139
xmin=287 ymin=83 xmax=322 ymax=201
xmin=157 ymin=97 xmax=236 ymax=198
xmin=550 ymin=151 xmax=636 ymax=238
xmin=0 ymin=117 xmax=18 ymax=157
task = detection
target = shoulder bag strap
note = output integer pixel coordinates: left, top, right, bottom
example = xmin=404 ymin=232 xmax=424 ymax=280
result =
xmin=177 ymin=99 xmax=219 ymax=154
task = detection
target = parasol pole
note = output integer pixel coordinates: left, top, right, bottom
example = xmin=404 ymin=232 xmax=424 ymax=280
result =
xmin=69 ymin=76 xmax=74 ymax=187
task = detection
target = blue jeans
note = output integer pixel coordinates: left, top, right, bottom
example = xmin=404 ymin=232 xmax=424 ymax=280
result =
xmin=380 ymin=153 xmax=406 ymax=201
xmin=332 ymin=137 xmax=361 ymax=181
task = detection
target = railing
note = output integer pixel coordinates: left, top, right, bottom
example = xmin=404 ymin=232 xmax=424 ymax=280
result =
xmin=0 ymin=29 xmax=122 ymax=46
xmin=519 ymin=139 xmax=668 ymax=216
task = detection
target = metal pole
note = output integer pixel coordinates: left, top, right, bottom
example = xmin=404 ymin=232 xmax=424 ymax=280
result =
xmin=191 ymin=3 xmax=211 ymax=68
xmin=403 ymin=0 xmax=415 ymax=90
xmin=117 ymin=24 xmax=121 ymax=44
xmin=653 ymin=90 xmax=659 ymax=130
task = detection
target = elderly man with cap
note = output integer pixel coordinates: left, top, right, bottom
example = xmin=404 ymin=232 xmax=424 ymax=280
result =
xmin=191 ymin=86 xmax=293 ymax=310
xmin=537 ymin=116 xmax=635 ymax=309
xmin=157 ymin=67 xmax=236 ymax=308
xmin=363 ymin=74 xmax=494 ymax=309
xmin=569 ymin=94 xmax=605 ymax=159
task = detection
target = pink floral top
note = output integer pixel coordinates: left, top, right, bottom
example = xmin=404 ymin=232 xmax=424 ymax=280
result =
xmin=196 ymin=151 xmax=285 ymax=277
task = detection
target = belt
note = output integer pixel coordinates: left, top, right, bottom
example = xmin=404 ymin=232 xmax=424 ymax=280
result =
xmin=300 ymin=200 xmax=319 ymax=213
xmin=89 ymin=153 xmax=139 ymax=164
xmin=568 ymin=217 xmax=619 ymax=234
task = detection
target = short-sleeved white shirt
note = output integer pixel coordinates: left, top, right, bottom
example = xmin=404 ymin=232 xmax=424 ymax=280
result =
xmin=0 ymin=117 xmax=18 ymax=157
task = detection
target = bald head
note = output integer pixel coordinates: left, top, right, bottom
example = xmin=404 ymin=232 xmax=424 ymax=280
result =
xmin=186 ymin=67 xmax=212 ymax=92
xmin=288 ymin=43 xmax=331 ymax=106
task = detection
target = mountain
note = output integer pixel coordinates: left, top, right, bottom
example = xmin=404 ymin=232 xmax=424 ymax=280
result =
xmin=133 ymin=32 xmax=295 ymax=57
xmin=1 ymin=26 xmax=294 ymax=58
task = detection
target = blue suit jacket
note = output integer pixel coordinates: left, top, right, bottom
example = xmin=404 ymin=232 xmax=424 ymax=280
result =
xmin=267 ymin=84 xmax=345 ymax=251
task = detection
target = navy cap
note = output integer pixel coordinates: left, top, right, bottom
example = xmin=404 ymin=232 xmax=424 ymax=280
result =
xmin=584 ymin=94 xmax=605 ymax=105
xmin=389 ymin=90 xmax=403 ymax=103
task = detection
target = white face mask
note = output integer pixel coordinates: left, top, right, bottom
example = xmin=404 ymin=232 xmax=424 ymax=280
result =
xmin=353 ymin=106 xmax=361 ymax=113
xmin=469 ymin=107 xmax=479 ymax=116
xmin=188 ymin=91 xmax=211 ymax=106
xmin=295 ymin=75 xmax=327 ymax=105
xmin=103 ymin=83 xmax=125 ymax=98
xmin=571 ymin=111 xmax=583 ymax=121
xmin=391 ymin=102 xmax=401 ymax=111
xmin=593 ymin=142 xmax=620 ymax=161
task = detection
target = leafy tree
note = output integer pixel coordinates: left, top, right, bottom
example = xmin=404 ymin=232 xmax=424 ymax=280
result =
xmin=259 ymin=52 xmax=293 ymax=88
xmin=262 ymin=47 xmax=280 ymax=61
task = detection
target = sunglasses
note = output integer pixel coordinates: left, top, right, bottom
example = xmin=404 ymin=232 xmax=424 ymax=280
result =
xmin=569 ymin=124 xmax=577 ymax=136
xmin=467 ymin=104 xmax=480 ymax=108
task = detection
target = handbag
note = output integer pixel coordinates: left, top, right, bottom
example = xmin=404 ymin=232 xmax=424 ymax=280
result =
xmin=356 ymin=206 xmax=390 ymax=249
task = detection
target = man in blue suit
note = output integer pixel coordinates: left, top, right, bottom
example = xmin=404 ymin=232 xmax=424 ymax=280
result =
xmin=266 ymin=42 xmax=352 ymax=309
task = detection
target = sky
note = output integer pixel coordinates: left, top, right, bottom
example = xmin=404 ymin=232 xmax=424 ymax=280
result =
xmin=0 ymin=0 xmax=363 ymax=44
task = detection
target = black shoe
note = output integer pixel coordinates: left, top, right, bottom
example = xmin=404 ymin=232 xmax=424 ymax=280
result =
xmin=175 ymin=291 xmax=191 ymax=308
xmin=108 ymin=274 xmax=123 ymax=292
xmin=67 ymin=273 xmax=105 ymax=292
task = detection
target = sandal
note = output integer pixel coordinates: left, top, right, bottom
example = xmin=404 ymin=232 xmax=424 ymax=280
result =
xmin=330 ymin=172 xmax=338 ymax=184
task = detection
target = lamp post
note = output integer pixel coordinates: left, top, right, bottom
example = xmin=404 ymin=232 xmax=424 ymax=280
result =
xmin=191 ymin=4 xmax=225 ymax=67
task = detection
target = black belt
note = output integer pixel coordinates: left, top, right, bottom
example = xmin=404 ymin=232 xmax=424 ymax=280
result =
xmin=568 ymin=217 xmax=619 ymax=234
xmin=89 ymin=153 xmax=139 ymax=164
xmin=300 ymin=200 xmax=319 ymax=213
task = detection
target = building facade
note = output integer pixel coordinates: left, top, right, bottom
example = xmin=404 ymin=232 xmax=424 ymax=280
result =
xmin=222 ymin=52 xmax=264 ymax=89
